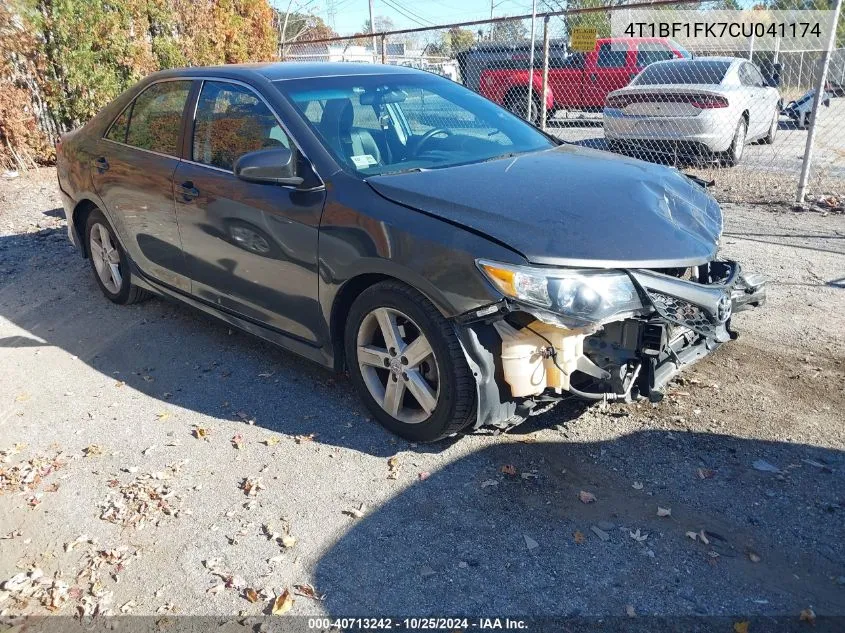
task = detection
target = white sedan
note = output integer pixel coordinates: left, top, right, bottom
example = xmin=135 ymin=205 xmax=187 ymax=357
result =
xmin=604 ymin=57 xmax=781 ymax=166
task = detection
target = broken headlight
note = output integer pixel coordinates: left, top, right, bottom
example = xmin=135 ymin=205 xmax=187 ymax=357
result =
xmin=477 ymin=260 xmax=645 ymax=326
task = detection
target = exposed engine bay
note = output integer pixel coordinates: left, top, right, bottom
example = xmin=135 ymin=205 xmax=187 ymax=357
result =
xmin=456 ymin=260 xmax=767 ymax=430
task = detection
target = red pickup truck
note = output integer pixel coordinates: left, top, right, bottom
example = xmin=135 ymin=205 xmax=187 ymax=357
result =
xmin=477 ymin=37 xmax=691 ymax=121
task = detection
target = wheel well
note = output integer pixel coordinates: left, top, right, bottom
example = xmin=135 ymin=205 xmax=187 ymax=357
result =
xmin=330 ymin=273 xmax=391 ymax=371
xmin=72 ymin=199 xmax=97 ymax=257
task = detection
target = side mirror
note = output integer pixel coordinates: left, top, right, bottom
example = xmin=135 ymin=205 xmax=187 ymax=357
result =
xmin=234 ymin=147 xmax=304 ymax=186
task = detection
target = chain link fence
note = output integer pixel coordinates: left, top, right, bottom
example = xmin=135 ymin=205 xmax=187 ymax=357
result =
xmin=285 ymin=1 xmax=845 ymax=206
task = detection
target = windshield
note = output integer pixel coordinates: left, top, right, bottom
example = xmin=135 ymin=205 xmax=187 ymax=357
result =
xmin=275 ymin=73 xmax=555 ymax=176
xmin=634 ymin=60 xmax=731 ymax=86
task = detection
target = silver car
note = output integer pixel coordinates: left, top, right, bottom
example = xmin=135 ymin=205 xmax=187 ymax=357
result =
xmin=604 ymin=57 xmax=781 ymax=165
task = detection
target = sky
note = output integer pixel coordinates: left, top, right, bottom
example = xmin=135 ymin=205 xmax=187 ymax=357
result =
xmin=273 ymin=0 xmax=550 ymax=36
xmin=273 ymin=0 xmax=763 ymax=38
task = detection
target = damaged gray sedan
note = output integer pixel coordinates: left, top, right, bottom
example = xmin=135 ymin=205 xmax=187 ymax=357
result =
xmin=56 ymin=63 xmax=765 ymax=442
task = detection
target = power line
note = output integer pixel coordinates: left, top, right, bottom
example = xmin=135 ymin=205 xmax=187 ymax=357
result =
xmin=379 ymin=0 xmax=434 ymax=27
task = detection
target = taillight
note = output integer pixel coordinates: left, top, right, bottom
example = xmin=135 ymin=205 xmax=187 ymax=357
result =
xmin=689 ymin=95 xmax=729 ymax=109
xmin=606 ymin=93 xmax=728 ymax=109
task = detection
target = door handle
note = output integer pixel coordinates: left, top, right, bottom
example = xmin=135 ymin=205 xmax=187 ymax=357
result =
xmin=177 ymin=181 xmax=199 ymax=202
xmin=94 ymin=157 xmax=109 ymax=172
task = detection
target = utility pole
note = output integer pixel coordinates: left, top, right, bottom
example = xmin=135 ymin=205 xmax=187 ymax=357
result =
xmin=796 ymin=0 xmax=843 ymax=203
xmin=526 ymin=0 xmax=537 ymax=122
xmin=369 ymin=0 xmax=378 ymax=63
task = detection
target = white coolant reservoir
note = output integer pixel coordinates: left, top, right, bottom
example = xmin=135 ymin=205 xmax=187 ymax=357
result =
xmin=493 ymin=320 xmax=587 ymax=397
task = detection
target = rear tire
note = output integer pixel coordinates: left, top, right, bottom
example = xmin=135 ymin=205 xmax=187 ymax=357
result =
xmin=344 ymin=280 xmax=476 ymax=442
xmin=723 ymin=118 xmax=747 ymax=167
xmin=503 ymin=88 xmax=541 ymax=126
xmin=85 ymin=209 xmax=149 ymax=305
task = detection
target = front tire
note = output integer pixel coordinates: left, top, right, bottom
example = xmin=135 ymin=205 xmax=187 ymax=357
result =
xmin=762 ymin=110 xmax=778 ymax=144
xmin=85 ymin=209 xmax=148 ymax=305
xmin=344 ymin=281 xmax=476 ymax=442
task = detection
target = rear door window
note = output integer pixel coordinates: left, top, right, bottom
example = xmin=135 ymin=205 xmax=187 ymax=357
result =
xmin=192 ymin=81 xmax=293 ymax=172
xmin=597 ymin=43 xmax=628 ymax=68
xmin=636 ymin=43 xmax=675 ymax=67
xmin=122 ymin=81 xmax=191 ymax=156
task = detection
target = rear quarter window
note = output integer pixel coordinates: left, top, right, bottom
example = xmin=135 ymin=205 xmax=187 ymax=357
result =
xmin=123 ymin=81 xmax=191 ymax=156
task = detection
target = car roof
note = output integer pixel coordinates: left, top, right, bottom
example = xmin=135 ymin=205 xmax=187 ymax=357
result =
xmin=146 ymin=62 xmax=425 ymax=83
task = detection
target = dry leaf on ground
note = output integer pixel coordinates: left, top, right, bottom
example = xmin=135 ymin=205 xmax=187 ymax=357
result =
xmin=244 ymin=588 xmax=259 ymax=603
xmin=657 ymin=507 xmax=672 ymax=517
xmin=240 ymin=477 xmax=264 ymax=496
xmin=578 ymin=490 xmax=597 ymax=504
xmin=632 ymin=481 xmax=644 ymax=490
xmin=293 ymin=583 xmax=325 ymax=600
xmin=501 ymin=464 xmax=517 ymax=476
xmin=573 ymin=530 xmax=586 ymax=544
xmin=272 ymin=589 xmax=294 ymax=615
xmin=343 ymin=504 xmax=366 ymax=519
xmin=231 ymin=434 xmax=244 ymax=450
xmin=192 ymin=426 xmax=210 ymax=440
xmin=733 ymin=620 xmax=749 ymax=633
xmin=799 ymin=608 xmax=816 ymax=625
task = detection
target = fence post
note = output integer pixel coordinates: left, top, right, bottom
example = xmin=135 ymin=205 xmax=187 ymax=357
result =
xmin=796 ymin=0 xmax=843 ymax=203
xmin=540 ymin=16 xmax=550 ymax=130
xmin=381 ymin=34 xmax=387 ymax=64
xmin=526 ymin=0 xmax=538 ymax=122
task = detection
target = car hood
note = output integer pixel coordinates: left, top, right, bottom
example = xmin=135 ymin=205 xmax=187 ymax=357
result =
xmin=367 ymin=144 xmax=722 ymax=268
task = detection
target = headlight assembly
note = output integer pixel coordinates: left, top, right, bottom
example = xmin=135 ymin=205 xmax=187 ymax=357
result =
xmin=477 ymin=260 xmax=645 ymax=326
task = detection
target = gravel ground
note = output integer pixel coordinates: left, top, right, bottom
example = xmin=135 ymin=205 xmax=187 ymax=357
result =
xmin=1 ymin=168 xmax=844 ymax=625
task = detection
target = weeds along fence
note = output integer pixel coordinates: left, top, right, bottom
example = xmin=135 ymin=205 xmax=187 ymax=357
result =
xmin=285 ymin=1 xmax=845 ymax=203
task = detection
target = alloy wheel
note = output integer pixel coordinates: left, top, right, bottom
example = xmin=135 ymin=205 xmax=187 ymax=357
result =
xmin=356 ymin=307 xmax=440 ymax=424
xmin=89 ymin=222 xmax=122 ymax=293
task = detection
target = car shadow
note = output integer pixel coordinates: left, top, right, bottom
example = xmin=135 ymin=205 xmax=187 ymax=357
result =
xmin=0 ymin=228 xmax=588 ymax=458
xmin=313 ymin=431 xmax=845 ymax=621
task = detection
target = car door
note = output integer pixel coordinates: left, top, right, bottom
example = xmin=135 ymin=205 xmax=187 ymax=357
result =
xmin=584 ymin=42 xmax=631 ymax=107
xmin=547 ymin=51 xmax=587 ymax=108
xmin=745 ymin=62 xmax=778 ymax=136
xmin=92 ymin=79 xmax=194 ymax=291
xmin=738 ymin=63 xmax=769 ymax=138
xmin=173 ymin=79 xmax=325 ymax=344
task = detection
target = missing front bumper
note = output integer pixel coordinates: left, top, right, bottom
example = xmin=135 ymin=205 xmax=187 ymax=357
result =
xmin=457 ymin=260 xmax=767 ymax=428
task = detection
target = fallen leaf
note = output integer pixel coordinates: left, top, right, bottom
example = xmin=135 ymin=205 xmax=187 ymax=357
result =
xmin=281 ymin=534 xmax=296 ymax=548
xmin=244 ymin=588 xmax=259 ymax=603
xmin=734 ymin=620 xmax=749 ymax=633
xmin=697 ymin=468 xmax=716 ymax=479
xmin=752 ymin=459 xmax=780 ymax=473
xmin=83 ymin=445 xmax=102 ymax=457
xmin=293 ymin=433 xmax=315 ymax=444
xmin=240 ymin=476 xmax=264 ymax=496
xmin=115 ymin=381 xmax=125 ymax=388
xmin=686 ymin=531 xmax=699 ymax=541
xmin=573 ymin=530 xmax=586 ymax=544
xmin=264 ymin=437 xmax=281 ymax=446
xmin=156 ymin=412 xmax=169 ymax=422
xmin=418 ymin=471 xmax=430 ymax=481
xmin=344 ymin=504 xmax=366 ymax=519
xmin=657 ymin=507 xmax=672 ymax=517
xmin=231 ymin=434 xmax=244 ymax=450
xmin=629 ymin=528 xmax=648 ymax=542
xmin=501 ymin=464 xmax=517 ymax=476
xmin=387 ymin=455 xmax=400 ymax=479
xmin=632 ymin=481 xmax=644 ymax=490
xmin=747 ymin=550 xmax=762 ymax=563
xmin=799 ymin=608 xmax=815 ymax=625
xmin=578 ymin=490 xmax=597 ymax=504
xmin=523 ymin=534 xmax=539 ymax=550
xmin=293 ymin=583 xmax=324 ymax=601
xmin=271 ymin=589 xmax=294 ymax=615
xmin=626 ymin=604 xmax=636 ymax=618
xmin=193 ymin=426 xmax=210 ymax=440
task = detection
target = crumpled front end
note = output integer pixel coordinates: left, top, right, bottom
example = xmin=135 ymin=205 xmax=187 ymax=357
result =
xmin=457 ymin=260 xmax=766 ymax=429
